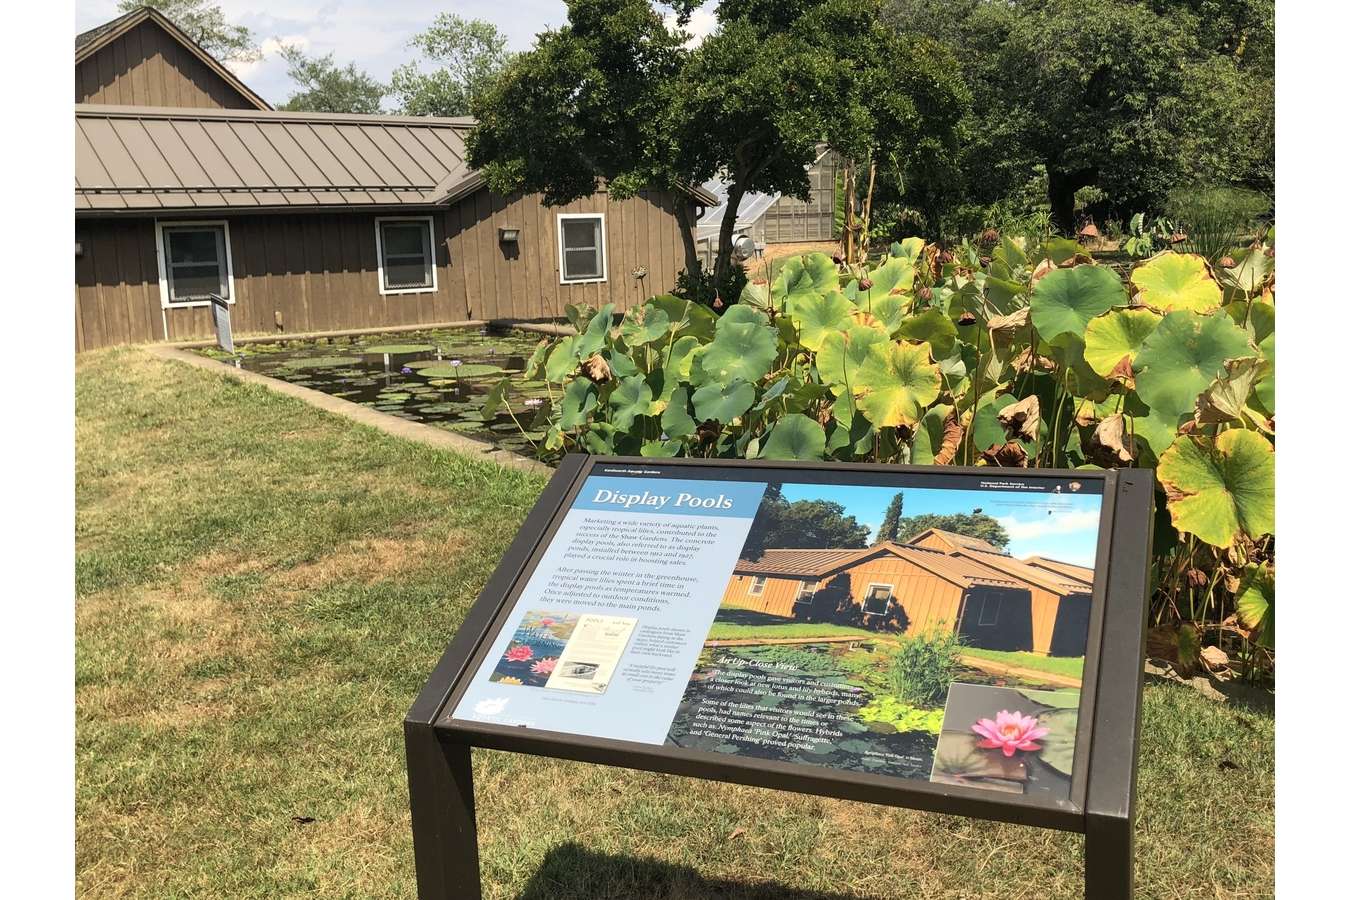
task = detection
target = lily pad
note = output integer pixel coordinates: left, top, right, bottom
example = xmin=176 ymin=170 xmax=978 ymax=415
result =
xmin=1156 ymin=429 xmax=1274 ymax=547
xmin=1130 ymin=252 xmax=1221 ymax=313
xmin=1030 ymin=264 xmax=1127 ymax=342
xmin=852 ymin=341 xmax=942 ymax=429
xmin=760 ymin=413 xmax=826 ymax=460
xmin=363 ymin=343 xmax=436 ymax=355
xmin=280 ymin=356 xmax=353 ymax=370
xmin=415 ymin=363 xmax=506 ymax=378
xmin=1133 ymin=310 xmax=1253 ymax=432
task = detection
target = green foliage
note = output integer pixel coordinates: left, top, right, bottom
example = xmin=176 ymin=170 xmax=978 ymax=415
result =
xmin=120 ymin=0 xmax=258 ymax=62
xmin=857 ymin=696 xmax=945 ymax=734
xmin=875 ymin=492 xmax=905 ymax=544
xmin=512 ymin=238 xmax=1275 ymax=659
xmin=1165 ymin=186 xmax=1271 ymax=262
xmin=740 ymin=484 xmax=873 ymax=557
xmin=390 ymin=14 xmax=514 ymax=117
xmin=278 ymin=47 xmax=387 ymax=114
xmin=887 ymin=630 xmax=964 ymax=707
xmin=672 ymin=266 xmax=748 ymax=310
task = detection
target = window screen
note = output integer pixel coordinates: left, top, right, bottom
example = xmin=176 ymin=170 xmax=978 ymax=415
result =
xmin=559 ymin=216 xmax=605 ymax=282
xmin=380 ymin=220 xmax=434 ymax=291
xmin=162 ymin=225 xmax=228 ymax=303
xmin=862 ymin=585 xmax=892 ymax=616
xmin=978 ymin=594 xmax=1002 ymax=626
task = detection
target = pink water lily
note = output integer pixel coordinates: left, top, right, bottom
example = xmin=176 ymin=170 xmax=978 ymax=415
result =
xmin=530 ymin=657 xmax=557 ymax=676
xmin=504 ymin=645 xmax=533 ymax=663
xmin=971 ymin=710 xmax=1049 ymax=757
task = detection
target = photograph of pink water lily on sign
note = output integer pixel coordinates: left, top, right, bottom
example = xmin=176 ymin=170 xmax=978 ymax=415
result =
xmin=930 ymin=683 xmax=1079 ymax=799
xmin=488 ymin=611 xmax=578 ymax=687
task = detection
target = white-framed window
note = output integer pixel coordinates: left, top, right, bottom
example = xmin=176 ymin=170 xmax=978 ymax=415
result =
xmin=376 ymin=216 xmax=437 ymax=295
xmin=862 ymin=583 xmax=893 ymax=616
xmin=154 ymin=220 xmax=235 ymax=308
xmin=748 ymin=575 xmax=768 ymax=596
xmin=978 ymin=594 xmax=1001 ymax=626
xmin=557 ymin=213 xmax=607 ymax=284
xmin=795 ymin=579 xmax=819 ymax=600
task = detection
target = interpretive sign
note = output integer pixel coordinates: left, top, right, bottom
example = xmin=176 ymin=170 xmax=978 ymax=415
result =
xmin=406 ymin=456 xmax=1153 ymax=900
xmin=208 ymin=293 xmax=234 ymax=355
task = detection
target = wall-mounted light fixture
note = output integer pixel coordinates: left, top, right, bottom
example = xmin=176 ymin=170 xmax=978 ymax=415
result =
xmin=498 ymin=226 xmax=521 ymax=243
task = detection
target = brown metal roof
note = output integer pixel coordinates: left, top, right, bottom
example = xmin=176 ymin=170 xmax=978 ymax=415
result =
xmin=76 ymin=7 xmax=272 ymax=111
xmin=735 ymin=542 xmax=1022 ymax=590
xmin=1023 ymin=556 xmax=1095 ymax=587
xmin=949 ymin=548 xmax=1094 ymax=596
xmin=906 ymin=527 xmax=1004 ymax=554
xmin=75 ymin=105 xmax=475 ymax=211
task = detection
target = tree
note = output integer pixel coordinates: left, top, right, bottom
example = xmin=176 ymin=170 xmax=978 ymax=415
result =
xmin=119 ymin=0 xmax=259 ymax=62
xmin=278 ymin=47 xmax=386 ymax=114
xmin=874 ymin=492 xmax=905 ymax=545
xmin=390 ymin=15 xmax=514 ymax=118
xmin=741 ymin=485 xmax=872 ymax=559
xmin=467 ymin=0 xmax=965 ymax=291
xmin=894 ymin=513 xmax=1010 ymax=549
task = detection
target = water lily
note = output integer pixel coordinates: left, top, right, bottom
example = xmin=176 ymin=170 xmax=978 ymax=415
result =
xmin=494 ymin=676 xmax=522 ymax=685
xmin=524 ymin=398 xmax=543 ymax=408
xmin=530 ymin=657 xmax=558 ymax=676
xmin=504 ymin=644 xmax=533 ymax=663
xmin=400 ymin=366 xmax=413 ymax=374
xmin=971 ymin=710 xmax=1049 ymax=757
xmin=450 ymin=359 xmax=463 ymax=368
xmin=538 ymin=618 xmax=555 ymax=626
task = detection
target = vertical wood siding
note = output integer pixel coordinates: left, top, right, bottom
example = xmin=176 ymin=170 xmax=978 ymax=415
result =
xmin=76 ymin=20 xmax=259 ymax=109
xmin=74 ymin=187 xmax=695 ymax=351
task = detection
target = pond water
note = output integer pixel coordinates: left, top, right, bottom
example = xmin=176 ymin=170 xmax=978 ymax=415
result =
xmin=197 ymin=327 xmax=552 ymax=457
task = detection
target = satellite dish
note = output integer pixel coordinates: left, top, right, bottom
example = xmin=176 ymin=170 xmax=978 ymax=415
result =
xmin=730 ymin=233 xmax=756 ymax=262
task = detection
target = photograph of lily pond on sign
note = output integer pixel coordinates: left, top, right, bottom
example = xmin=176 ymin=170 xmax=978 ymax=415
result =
xmin=666 ymin=477 xmax=1099 ymax=795
xmin=931 ymin=684 xmax=1079 ymax=799
xmin=488 ymin=611 xmax=579 ymax=687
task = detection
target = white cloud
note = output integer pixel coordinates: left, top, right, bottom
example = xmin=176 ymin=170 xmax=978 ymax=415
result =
xmin=665 ymin=8 xmax=718 ymax=47
xmin=995 ymin=509 xmax=1101 ymax=542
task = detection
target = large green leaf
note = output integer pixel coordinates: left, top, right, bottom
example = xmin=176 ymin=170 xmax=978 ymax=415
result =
xmin=544 ymin=335 xmax=580 ymax=382
xmin=1194 ymin=357 xmax=1262 ymax=425
xmin=852 ymin=342 xmax=942 ymax=429
xmin=1220 ymin=246 xmax=1273 ymax=296
xmin=898 ymin=308 xmax=958 ymax=358
xmin=761 ymin=414 xmax=826 ymax=460
xmin=1235 ymin=564 xmax=1274 ymax=649
xmin=608 ymin=375 xmax=654 ymax=430
xmin=696 ymin=318 xmax=779 ymax=384
xmin=620 ymin=304 xmax=672 ymax=346
xmin=910 ymin=404 xmax=957 ymax=465
xmin=1030 ymin=265 xmax=1127 ymax=342
xmin=1130 ymin=252 xmax=1222 ymax=313
xmin=661 ymin=386 xmax=696 ymax=438
xmin=790 ymin=291 xmax=857 ymax=352
xmin=1082 ymin=308 xmax=1161 ymax=380
xmin=771 ymin=253 xmax=837 ymax=307
xmin=1134 ymin=310 xmax=1253 ymax=429
xmin=648 ymin=294 xmax=717 ymax=342
xmin=817 ymin=323 xmax=887 ymax=392
xmin=558 ymin=378 xmax=597 ymax=429
xmin=691 ymin=379 xmax=756 ymax=423
xmin=1156 ymin=429 xmax=1274 ymax=548
xmin=574 ymin=303 xmax=615 ymax=358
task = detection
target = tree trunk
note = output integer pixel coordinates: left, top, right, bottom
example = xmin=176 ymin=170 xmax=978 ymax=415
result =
xmin=672 ymin=198 xmax=701 ymax=276
xmin=713 ymin=181 xmax=748 ymax=284
xmin=1047 ymin=166 xmax=1097 ymax=236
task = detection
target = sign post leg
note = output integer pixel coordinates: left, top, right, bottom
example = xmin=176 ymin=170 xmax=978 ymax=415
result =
xmin=1085 ymin=812 xmax=1133 ymax=900
xmin=405 ymin=723 xmax=482 ymax=900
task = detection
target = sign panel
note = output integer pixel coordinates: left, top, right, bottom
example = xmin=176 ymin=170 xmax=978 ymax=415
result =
xmin=448 ymin=460 xmax=1110 ymax=809
xmin=209 ymin=294 xmax=234 ymax=354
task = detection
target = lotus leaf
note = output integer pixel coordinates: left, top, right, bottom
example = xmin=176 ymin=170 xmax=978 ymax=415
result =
xmin=1031 ymin=264 xmax=1126 ymax=343
xmin=1194 ymin=357 xmax=1262 ymax=425
xmin=858 ymin=254 xmax=916 ymax=298
xmin=480 ymin=379 xmax=511 ymax=419
xmin=662 ymin=387 xmax=696 ymax=438
xmin=720 ymin=303 xmax=771 ymax=328
xmin=791 ymin=291 xmax=857 ymax=352
xmin=898 ymin=308 xmax=958 ymax=358
xmin=692 ymin=379 xmax=755 ymax=423
xmin=760 ymin=413 xmax=826 ymax=460
xmin=574 ymin=303 xmax=615 ymax=359
xmin=558 ymin=379 xmax=597 ymax=429
xmin=1235 ymin=564 xmax=1274 ymax=649
xmin=1220 ymin=246 xmax=1273 ymax=295
xmin=363 ymin=343 xmax=435 ymax=355
xmin=1134 ymin=310 xmax=1253 ymax=429
xmin=1130 ymin=252 xmax=1222 ymax=314
xmin=910 ymin=404 xmax=959 ymax=465
xmin=852 ymin=342 xmax=942 ymax=429
xmin=544 ymin=335 xmax=580 ymax=382
xmin=1082 ymin=308 xmax=1161 ymax=380
xmin=648 ymin=294 xmax=717 ymax=341
xmin=696 ymin=319 xmax=778 ymax=385
xmin=640 ymin=440 xmax=682 ymax=457
xmin=771 ymin=253 xmax=838 ymax=306
xmin=817 ymin=324 xmax=887 ymax=393
xmin=619 ymin=305 xmax=672 ymax=346
xmin=1156 ymin=429 xmax=1274 ymax=548
xmin=608 ymin=375 xmax=654 ymax=430
xmin=1044 ymin=238 xmax=1083 ymax=266
xmin=891 ymin=237 xmax=925 ymax=260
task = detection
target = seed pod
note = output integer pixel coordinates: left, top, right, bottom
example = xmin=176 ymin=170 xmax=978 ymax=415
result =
xmin=859 ymin=278 xmax=874 ymax=290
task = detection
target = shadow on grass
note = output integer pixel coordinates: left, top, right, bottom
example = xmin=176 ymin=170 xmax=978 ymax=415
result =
xmin=515 ymin=842 xmax=858 ymax=900
xmin=713 ymin=608 xmax=795 ymax=627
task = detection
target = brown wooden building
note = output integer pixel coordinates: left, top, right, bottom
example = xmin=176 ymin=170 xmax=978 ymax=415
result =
xmin=74 ymin=9 xmax=712 ymax=352
xmin=721 ymin=542 xmax=1036 ymax=653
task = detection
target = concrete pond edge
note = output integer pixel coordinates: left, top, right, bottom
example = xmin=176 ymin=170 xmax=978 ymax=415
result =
xmin=148 ymin=345 xmax=553 ymax=476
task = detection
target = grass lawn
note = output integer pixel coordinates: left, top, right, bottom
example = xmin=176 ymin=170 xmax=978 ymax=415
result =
xmin=76 ymin=348 xmax=1274 ymax=899
xmin=960 ymin=647 xmax=1087 ymax=680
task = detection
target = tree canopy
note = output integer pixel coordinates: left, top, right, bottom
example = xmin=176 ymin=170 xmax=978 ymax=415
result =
xmin=277 ymin=47 xmax=387 ymax=114
xmin=119 ymin=0 xmax=259 ymax=62
xmin=390 ymin=14 xmax=515 ymax=117
xmin=741 ymin=485 xmax=873 ymax=558
xmin=894 ymin=513 xmax=1010 ymax=549
xmin=874 ymin=493 xmax=905 ymax=544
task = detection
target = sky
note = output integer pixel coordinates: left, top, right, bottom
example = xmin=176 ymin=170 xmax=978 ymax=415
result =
xmin=75 ymin=2 xmax=719 ymax=108
xmin=778 ymin=483 xmax=1105 ymax=568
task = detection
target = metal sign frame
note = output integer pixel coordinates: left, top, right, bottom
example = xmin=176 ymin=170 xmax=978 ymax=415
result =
xmin=405 ymin=455 xmax=1153 ymax=899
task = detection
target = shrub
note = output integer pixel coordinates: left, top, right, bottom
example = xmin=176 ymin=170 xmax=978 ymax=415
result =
xmin=673 ymin=264 xmax=748 ymax=310
xmin=886 ymin=629 xmax=964 ymax=707
xmin=1165 ymin=185 xmax=1270 ymax=262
